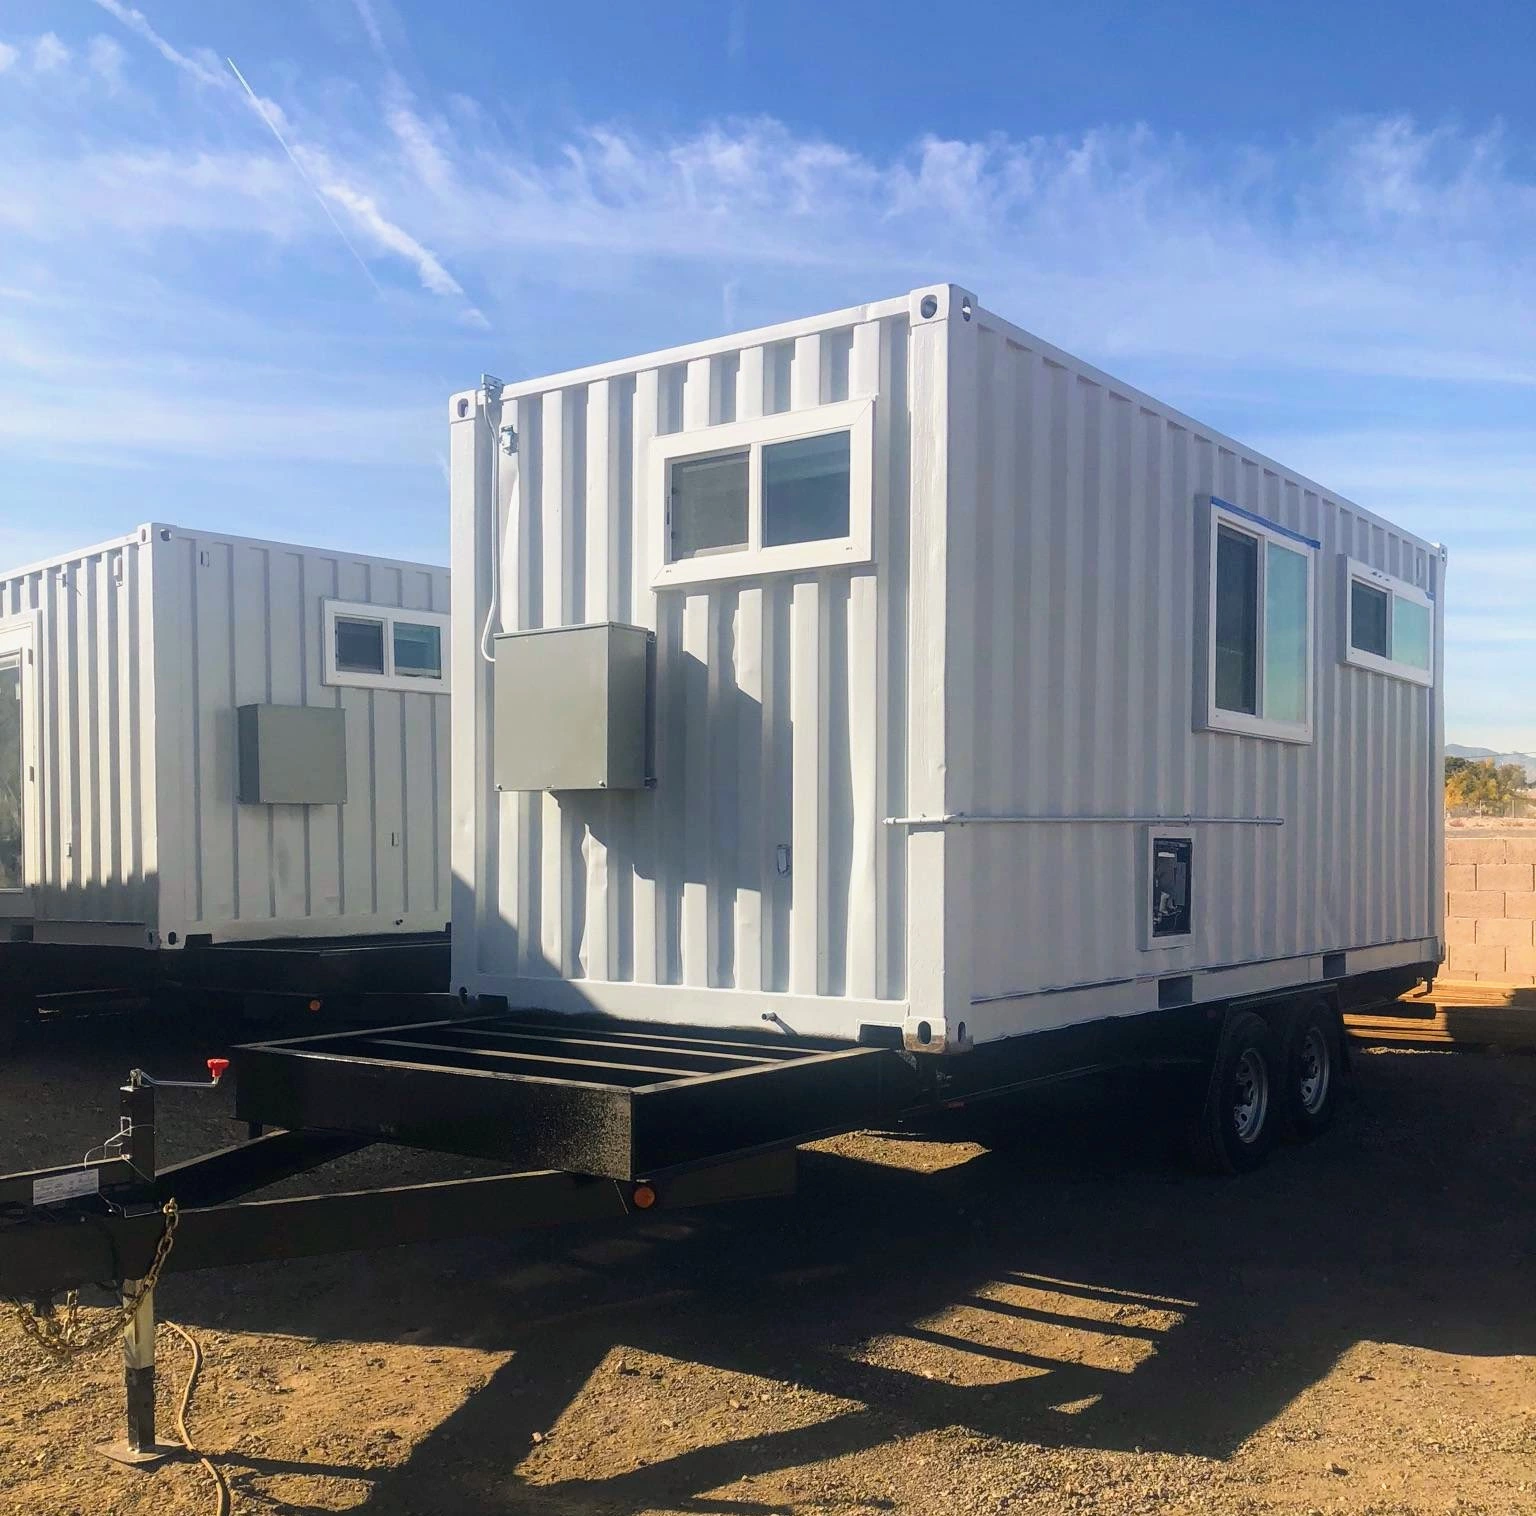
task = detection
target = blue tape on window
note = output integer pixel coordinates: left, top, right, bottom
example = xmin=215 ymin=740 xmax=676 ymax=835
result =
xmin=1209 ymin=496 xmax=1322 ymax=551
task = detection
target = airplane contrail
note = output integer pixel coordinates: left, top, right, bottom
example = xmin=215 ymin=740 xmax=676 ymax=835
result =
xmin=226 ymin=56 xmax=384 ymax=297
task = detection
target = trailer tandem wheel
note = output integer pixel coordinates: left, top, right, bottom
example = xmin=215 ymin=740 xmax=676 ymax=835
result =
xmin=1187 ymin=1009 xmax=1280 ymax=1175
xmin=1278 ymin=1000 xmax=1344 ymax=1141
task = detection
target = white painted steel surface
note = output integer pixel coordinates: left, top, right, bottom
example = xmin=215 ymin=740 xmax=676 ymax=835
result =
xmin=950 ymin=305 xmax=1443 ymax=1046
xmin=452 ymin=285 xmax=1443 ymax=1048
xmin=0 ymin=525 xmax=450 ymax=948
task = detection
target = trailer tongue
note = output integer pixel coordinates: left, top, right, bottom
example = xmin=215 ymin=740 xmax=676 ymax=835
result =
xmin=0 ymin=1016 xmax=921 ymax=1464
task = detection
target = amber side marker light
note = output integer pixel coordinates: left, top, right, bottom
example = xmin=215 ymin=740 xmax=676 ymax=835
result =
xmin=631 ymin=1184 xmax=658 ymax=1210
xmin=308 ymin=999 xmax=324 ymax=1013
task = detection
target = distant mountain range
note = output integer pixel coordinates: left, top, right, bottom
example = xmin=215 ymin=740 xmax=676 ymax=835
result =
xmin=1447 ymin=744 xmax=1536 ymax=781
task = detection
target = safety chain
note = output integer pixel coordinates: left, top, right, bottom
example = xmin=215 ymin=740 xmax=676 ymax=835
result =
xmin=4 ymin=1198 xmax=180 ymax=1363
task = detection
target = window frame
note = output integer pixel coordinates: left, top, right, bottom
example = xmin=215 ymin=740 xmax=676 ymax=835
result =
xmin=1340 ymin=557 xmax=1433 ymax=687
xmin=650 ymin=398 xmax=875 ymax=588
xmin=321 ymin=599 xmax=450 ymax=693
xmin=1139 ymin=825 xmax=1196 ymax=951
xmin=1195 ymin=496 xmax=1318 ymax=745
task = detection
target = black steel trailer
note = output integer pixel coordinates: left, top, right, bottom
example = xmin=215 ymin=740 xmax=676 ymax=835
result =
xmin=0 ymin=969 xmax=1429 ymax=1465
xmin=0 ymin=1010 xmax=923 ymax=1463
xmin=0 ymin=932 xmax=452 ymax=1049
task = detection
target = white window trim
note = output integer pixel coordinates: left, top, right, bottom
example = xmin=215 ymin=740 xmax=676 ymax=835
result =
xmin=650 ymin=398 xmax=875 ymax=588
xmin=1140 ymin=824 xmax=1195 ymax=951
xmin=1341 ymin=557 xmax=1433 ymax=687
xmin=321 ymin=600 xmax=451 ymax=693
xmin=1195 ymin=497 xmax=1317 ymax=745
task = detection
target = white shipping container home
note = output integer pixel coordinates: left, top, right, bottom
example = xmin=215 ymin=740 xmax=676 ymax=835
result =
xmin=0 ymin=523 xmax=450 ymax=1022
xmin=449 ymin=285 xmax=1443 ymax=1166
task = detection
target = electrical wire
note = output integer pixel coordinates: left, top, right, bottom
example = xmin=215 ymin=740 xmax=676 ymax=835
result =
xmin=478 ymin=390 xmax=517 ymax=665
xmin=165 ymin=1320 xmax=231 ymax=1516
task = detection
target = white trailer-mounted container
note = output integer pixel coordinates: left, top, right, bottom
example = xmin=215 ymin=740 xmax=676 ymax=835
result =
xmin=449 ymin=285 xmax=1443 ymax=1164
xmin=0 ymin=523 xmax=451 ymax=1023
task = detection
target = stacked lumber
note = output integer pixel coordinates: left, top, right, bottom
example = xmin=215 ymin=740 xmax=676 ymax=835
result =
xmin=1345 ymin=985 xmax=1536 ymax=1051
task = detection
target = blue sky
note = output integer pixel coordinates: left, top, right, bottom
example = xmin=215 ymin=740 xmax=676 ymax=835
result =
xmin=2 ymin=1 xmax=1534 ymax=745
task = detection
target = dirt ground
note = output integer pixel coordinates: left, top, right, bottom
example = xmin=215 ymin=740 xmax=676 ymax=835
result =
xmin=2 ymin=1011 xmax=1534 ymax=1516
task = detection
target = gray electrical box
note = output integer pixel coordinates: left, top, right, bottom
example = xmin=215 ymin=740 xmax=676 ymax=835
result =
xmin=493 ymin=622 xmax=653 ymax=791
xmin=237 ymin=704 xmax=348 ymax=805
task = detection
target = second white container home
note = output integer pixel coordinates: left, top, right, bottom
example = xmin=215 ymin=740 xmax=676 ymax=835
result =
xmin=0 ymin=523 xmax=451 ymax=1029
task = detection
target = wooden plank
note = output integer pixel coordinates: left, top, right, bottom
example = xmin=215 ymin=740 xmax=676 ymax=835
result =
xmin=1346 ymin=992 xmax=1536 ymax=1050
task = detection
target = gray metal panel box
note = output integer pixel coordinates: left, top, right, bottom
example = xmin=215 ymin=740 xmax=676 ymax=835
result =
xmin=494 ymin=623 xmax=653 ymax=791
xmin=237 ymin=704 xmax=348 ymax=805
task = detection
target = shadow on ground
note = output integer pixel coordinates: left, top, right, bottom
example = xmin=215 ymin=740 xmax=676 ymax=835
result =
xmin=174 ymin=1059 xmax=1536 ymax=1511
xmin=8 ymin=1013 xmax=1535 ymax=1513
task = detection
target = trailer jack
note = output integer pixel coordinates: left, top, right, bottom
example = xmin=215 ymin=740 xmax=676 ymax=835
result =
xmin=0 ymin=1066 xmax=798 ymax=1464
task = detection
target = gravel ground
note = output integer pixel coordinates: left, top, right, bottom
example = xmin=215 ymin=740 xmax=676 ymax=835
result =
xmin=1 ymin=1009 xmax=1534 ymax=1515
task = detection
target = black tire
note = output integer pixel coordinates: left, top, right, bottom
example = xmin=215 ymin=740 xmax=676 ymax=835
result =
xmin=1187 ymin=1009 xmax=1280 ymax=1174
xmin=0 ymin=1003 xmax=22 ymax=1056
xmin=1279 ymin=1001 xmax=1343 ymax=1141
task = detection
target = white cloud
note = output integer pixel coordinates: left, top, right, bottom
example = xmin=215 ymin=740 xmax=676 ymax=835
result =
xmin=0 ymin=41 xmax=18 ymax=74
xmin=89 ymin=0 xmax=225 ymax=87
xmin=87 ymin=35 xmax=126 ymax=88
xmin=86 ymin=3 xmax=480 ymax=321
xmin=3 ymin=23 xmax=1534 ymax=737
xmin=352 ymin=0 xmax=390 ymax=63
xmin=32 ymin=33 xmax=70 ymax=72
xmin=313 ymin=173 xmax=463 ymax=298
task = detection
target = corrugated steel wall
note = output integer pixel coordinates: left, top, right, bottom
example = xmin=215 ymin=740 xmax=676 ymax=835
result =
xmin=0 ymin=534 xmax=157 ymax=930
xmin=152 ymin=529 xmax=451 ymax=941
xmin=471 ymin=314 xmax=912 ymax=1005
xmin=956 ymin=313 xmax=1441 ymax=1011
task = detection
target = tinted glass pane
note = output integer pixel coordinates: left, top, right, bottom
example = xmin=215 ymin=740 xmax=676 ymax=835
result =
xmin=0 ymin=662 xmax=20 ymax=890
xmin=335 ymin=616 xmax=385 ymax=674
xmin=1151 ymin=837 xmax=1192 ymax=938
xmin=1392 ymin=595 xmax=1432 ymax=670
xmin=1214 ymin=527 xmax=1258 ymax=715
xmin=763 ymin=431 xmax=851 ymax=547
xmin=1264 ymin=542 xmax=1309 ymax=725
xmin=1351 ymin=581 xmax=1390 ymax=657
xmin=670 ymin=452 xmax=748 ymax=560
xmin=394 ymin=621 xmax=442 ymax=678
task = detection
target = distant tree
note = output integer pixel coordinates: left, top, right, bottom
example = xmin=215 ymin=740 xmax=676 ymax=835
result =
xmin=1445 ymin=757 xmax=1528 ymax=813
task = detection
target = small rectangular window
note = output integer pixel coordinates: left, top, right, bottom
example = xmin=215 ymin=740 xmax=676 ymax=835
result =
xmin=1141 ymin=824 xmax=1195 ymax=950
xmin=1392 ymin=597 xmax=1432 ymax=671
xmin=334 ymin=616 xmax=385 ymax=674
xmin=323 ymin=601 xmax=450 ymax=693
xmin=1350 ymin=580 xmax=1390 ymax=658
xmin=1214 ymin=526 xmax=1259 ymax=715
xmin=763 ymin=431 xmax=851 ymax=547
xmin=1151 ymin=837 xmax=1193 ymax=939
xmin=650 ymin=396 xmax=875 ymax=587
xmin=669 ymin=451 xmax=749 ymax=560
xmin=1197 ymin=499 xmax=1317 ymax=742
xmin=1342 ymin=558 xmax=1433 ymax=684
xmin=393 ymin=622 xmax=442 ymax=679
xmin=1264 ymin=542 xmax=1309 ymax=726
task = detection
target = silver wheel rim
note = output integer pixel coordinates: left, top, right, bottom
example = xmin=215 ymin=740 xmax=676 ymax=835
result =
xmin=1297 ymin=1025 xmax=1331 ymax=1116
xmin=1232 ymin=1048 xmax=1269 ymax=1144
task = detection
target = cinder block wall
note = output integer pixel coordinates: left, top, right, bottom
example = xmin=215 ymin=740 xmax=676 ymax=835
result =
xmin=1445 ymin=836 xmax=1536 ymax=983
